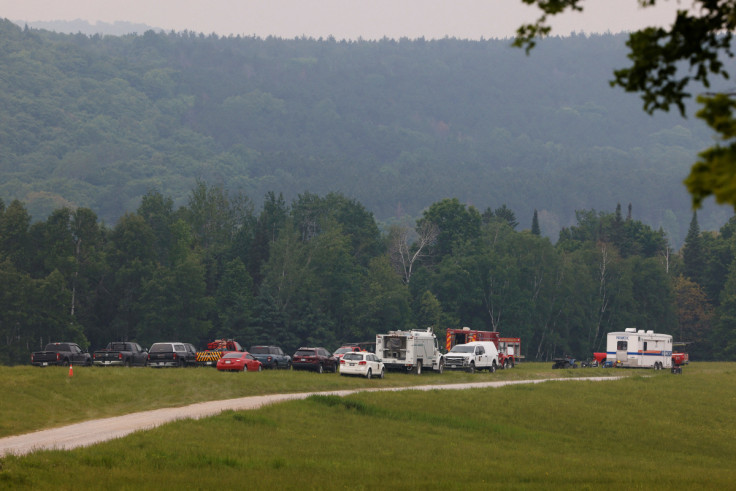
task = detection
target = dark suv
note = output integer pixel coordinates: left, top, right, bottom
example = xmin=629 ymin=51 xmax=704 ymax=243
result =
xmin=292 ymin=347 xmax=337 ymax=373
xmin=249 ymin=345 xmax=292 ymax=369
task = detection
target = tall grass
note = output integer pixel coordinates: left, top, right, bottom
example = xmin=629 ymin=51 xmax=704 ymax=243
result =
xmin=1 ymin=363 xmax=734 ymax=489
xmin=0 ymin=362 xmax=619 ymax=437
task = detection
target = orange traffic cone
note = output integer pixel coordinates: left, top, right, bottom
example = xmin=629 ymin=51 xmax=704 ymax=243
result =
xmin=68 ymin=364 xmax=73 ymax=377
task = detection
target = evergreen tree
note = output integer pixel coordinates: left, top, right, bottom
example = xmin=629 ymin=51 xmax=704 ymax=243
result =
xmin=494 ymin=204 xmax=519 ymax=230
xmin=682 ymin=212 xmax=705 ymax=286
xmin=531 ymin=209 xmax=541 ymax=236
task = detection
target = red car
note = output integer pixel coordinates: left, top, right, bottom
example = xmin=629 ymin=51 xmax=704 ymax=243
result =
xmin=333 ymin=345 xmax=362 ymax=360
xmin=216 ymin=352 xmax=263 ymax=372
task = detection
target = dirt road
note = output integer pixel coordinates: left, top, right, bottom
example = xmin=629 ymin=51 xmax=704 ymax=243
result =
xmin=0 ymin=376 xmax=620 ymax=457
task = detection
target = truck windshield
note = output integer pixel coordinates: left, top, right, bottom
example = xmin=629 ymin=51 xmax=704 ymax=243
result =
xmin=450 ymin=345 xmax=475 ymax=353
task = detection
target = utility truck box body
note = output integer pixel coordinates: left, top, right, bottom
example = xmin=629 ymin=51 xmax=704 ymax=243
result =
xmin=376 ymin=328 xmax=443 ymax=374
xmin=605 ymin=328 xmax=672 ymax=369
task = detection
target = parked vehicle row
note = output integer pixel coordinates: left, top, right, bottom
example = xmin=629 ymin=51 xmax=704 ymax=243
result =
xmin=30 ymin=328 xmax=524 ymax=379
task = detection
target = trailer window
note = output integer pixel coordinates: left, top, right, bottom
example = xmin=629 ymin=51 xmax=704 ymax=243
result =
xmin=617 ymin=341 xmax=627 ymax=351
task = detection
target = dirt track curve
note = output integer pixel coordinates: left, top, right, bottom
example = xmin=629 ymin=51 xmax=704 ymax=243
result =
xmin=0 ymin=376 xmax=621 ymax=457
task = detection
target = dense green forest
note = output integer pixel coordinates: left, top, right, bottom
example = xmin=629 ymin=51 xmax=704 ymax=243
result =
xmin=1 ymin=19 xmax=733 ymax=247
xmin=0 ymin=185 xmax=733 ymax=364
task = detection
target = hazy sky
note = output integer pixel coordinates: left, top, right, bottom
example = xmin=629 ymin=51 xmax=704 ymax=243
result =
xmin=1 ymin=0 xmax=687 ymax=40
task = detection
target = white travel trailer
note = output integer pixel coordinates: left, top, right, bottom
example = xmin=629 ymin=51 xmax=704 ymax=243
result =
xmin=605 ymin=328 xmax=672 ymax=369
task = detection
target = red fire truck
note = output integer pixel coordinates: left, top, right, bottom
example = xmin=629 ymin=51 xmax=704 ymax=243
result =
xmin=445 ymin=328 xmax=521 ymax=368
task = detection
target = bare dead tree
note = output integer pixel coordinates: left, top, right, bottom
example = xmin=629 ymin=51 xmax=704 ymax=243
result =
xmin=388 ymin=221 xmax=439 ymax=284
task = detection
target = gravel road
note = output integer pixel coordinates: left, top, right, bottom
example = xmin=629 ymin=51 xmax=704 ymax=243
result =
xmin=0 ymin=376 xmax=620 ymax=457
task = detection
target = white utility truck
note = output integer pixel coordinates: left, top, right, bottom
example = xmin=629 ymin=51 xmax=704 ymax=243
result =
xmin=443 ymin=341 xmax=499 ymax=373
xmin=376 ymin=328 xmax=444 ymax=374
xmin=605 ymin=328 xmax=672 ymax=370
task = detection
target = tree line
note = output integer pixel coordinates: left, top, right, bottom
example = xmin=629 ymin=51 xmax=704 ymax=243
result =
xmin=1 ymin=184 xmax=732 ymax=365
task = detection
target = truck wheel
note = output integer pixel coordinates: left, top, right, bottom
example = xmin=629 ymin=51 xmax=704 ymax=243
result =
xmin=61 ymin=359 xmax=69 ymax=366
xmin=414 ymin=360 xmax=423 ymax=375
xmin=467 ymin=362 xmax=475 ymax=374
xmin=272 ymin=361 xmax=278 ymax=369
xmin=437 ymin=360 xmax=444 ymax=374
xmin=366 ymin=368 xmax=372 ymax=379
xmin=125 ymin=359 xmax=131 ymax=367
xmin=380 ymin=368 xmax=385 ymax=379
xmin=490 ymin=362 xmax=497 ymax=373
xmin=333 ymin=362 xmax=338 ymax=373
xmin=317 ymin=364 xmax=324 ymax=374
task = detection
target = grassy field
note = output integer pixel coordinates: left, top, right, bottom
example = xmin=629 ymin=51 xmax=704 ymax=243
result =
xmin=1 ymin=363 xmax=734 ymax=489
xmin=0 ymin=362 xmax=619 ymax=437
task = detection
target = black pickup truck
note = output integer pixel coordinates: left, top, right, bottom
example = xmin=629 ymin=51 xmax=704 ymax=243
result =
xmin=147 ymin=342 xmax=197 ymax=367
xmin=31 ymin=342 xmax=92 ymax=366
xmin=93 ymin=342 xmax=149 ymax=367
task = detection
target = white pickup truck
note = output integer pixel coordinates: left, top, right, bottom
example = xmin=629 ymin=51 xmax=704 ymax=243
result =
xmin=443 ymin=341 xmax=498 ymax=373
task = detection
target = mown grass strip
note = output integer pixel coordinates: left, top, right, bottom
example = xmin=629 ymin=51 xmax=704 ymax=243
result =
xmin=0 ymin=362 xmax=623 ymax=437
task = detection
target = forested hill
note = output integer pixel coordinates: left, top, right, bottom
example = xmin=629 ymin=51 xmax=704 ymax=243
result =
xmin=1 ymin=20 xmax=731 ymax=246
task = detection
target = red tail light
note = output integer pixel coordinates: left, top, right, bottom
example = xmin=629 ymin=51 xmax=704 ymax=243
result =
xmin=340 ymin=359 xmax=346 ymax=364
xmin=118 ymin=353 xmax=123 ymax=360
xmin=56 ymin=353 xmax=61 ymax=361
xmin=358 ymin=361 xmax=367 ymax=365
xmin=173 ymin=353 xmax=177 ymax=359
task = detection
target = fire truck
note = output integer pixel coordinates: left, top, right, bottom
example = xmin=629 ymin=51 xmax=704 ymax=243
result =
xmin=195 ymin=339 xmax=244 ymax=366
xmin=445 ymin=327 xmax=520 ymax=368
